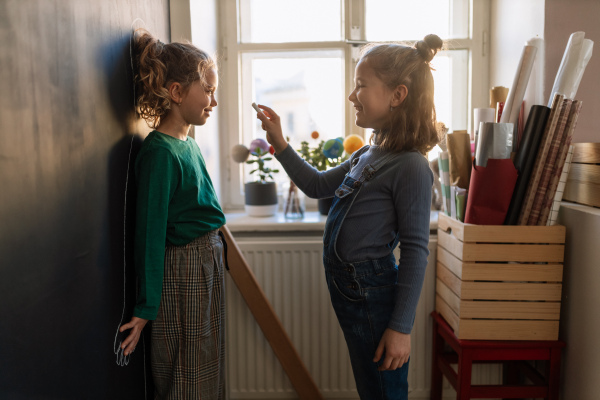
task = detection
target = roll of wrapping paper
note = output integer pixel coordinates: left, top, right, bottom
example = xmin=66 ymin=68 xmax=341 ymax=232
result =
xmin=504 ymin=105 xmax=551 ymax=225
xmin=547 ymin=145 xmax=574 ymax=226
xmin=438 ymin=151 xmax=451 ymax=215
xmin=517 ymin=93 xmax=565 ymax=225
xmin=495 ymin=102 xmax=505 ymax=122
xmin=473 ymin=108 xmax=495 ymax=144
xmin=527 ymin=98 xmax=573 ymax=225
xmin=475 ymin=122 xmax=514 ymax=167
xmin=523 ymin=37 xmax=545 ymax=123
xmin=447 ymin=132 xmax=472 ymax=189
xmin=490 ymin=86 xmax=509 ymax=109
xmin=549 ymin=31 xmax=594 ymax=105
xmin=537 ymin=100 xmax=582 ymax=226
xmin=500 ymin=45 xmax=538 ymax=152
xmin=465 ymin=158 xmax=518 ymax=225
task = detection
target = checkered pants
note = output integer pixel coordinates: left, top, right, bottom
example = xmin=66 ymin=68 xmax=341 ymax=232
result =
xmin=151 ymin=230 xmax=226 ymax=399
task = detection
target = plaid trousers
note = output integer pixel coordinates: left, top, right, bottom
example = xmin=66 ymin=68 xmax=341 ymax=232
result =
xmin=151 ymin=230 xmax=226 ymax=399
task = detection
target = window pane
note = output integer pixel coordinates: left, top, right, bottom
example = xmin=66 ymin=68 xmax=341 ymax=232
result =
xmin=365 ymin=0 xmax=468 ymax=41
xmin=240 ymin=0 xmax=342 ymax=43
xmin=431 ymin=50 xmax=468 ymax=133
xmin=240 ymin=51 xmax=344 ymax=190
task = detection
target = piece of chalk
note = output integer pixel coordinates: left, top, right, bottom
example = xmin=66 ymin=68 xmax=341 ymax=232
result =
xmin=251 ymin=102 xmax=262 ymax=113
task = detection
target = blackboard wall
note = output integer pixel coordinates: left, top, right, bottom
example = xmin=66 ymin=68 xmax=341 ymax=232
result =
xmin=0 ymin=1 xmax=169 ymax=398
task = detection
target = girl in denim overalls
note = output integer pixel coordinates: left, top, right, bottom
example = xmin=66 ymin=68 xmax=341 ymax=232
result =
xmin=257 ymin=34 xmax=444 ymax=399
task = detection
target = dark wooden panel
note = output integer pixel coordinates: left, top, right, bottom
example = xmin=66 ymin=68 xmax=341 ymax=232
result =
xmin=0 ymin=1 xmax=169 ymax=398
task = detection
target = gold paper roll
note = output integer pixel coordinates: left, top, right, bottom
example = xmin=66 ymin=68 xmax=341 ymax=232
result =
xmin=490 ymin=86 xmax=509 ymax=108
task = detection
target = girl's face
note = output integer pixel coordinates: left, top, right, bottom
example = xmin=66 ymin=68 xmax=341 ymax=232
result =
xmin=348 ymin=60 xmax=394 ymax=131
xmin=180 ymin=68 xmax=218 ymax=126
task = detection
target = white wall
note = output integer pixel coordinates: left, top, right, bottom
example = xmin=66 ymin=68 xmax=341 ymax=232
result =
xmin=489 ymin=0 xmax=545 ymax=92
xmin=558 ymin=203 xmax=600 ymax=400
xmin=545 ymin=0 xmax=600 ymax=143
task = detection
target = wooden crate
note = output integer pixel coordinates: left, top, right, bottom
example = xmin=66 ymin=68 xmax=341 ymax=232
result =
xmin=436 ymin=213 xmax=566 ymax=340
xmin=563 ymin=142 xmax=600 ymax=208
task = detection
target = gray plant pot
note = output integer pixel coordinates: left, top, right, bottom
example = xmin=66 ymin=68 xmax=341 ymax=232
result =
xmin=244 ymin=181 xmax=278 ymax=217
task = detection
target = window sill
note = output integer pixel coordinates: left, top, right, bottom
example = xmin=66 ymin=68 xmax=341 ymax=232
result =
xmin=225 ymin=210 xmax=439 ymax=233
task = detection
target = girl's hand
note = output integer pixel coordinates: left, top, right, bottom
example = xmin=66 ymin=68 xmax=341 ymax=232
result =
xmin=255 ymin=104 xmax=288 ymax=154
xmin=119 ymin=316 xmax=149 ymax=356
xmin=373 ymin=328 xmax=410 ymax=371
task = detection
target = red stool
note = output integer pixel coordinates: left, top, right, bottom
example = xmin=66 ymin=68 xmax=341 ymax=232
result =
xmin=430 ymin=311 xmax=565 ymax=400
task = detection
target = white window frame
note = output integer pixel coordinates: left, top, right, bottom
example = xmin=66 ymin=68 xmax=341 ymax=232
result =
xmin=217 ymin=0 xmax=490 ymax=211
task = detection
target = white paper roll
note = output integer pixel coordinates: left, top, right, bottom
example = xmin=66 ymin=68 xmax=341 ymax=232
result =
xmin=523 ymin=37 xmax=545 ymax=122
xmin=500 ymin=45 xmax=538 ymax=132
xmin=549 ymin=32 xmax=594 ymax=106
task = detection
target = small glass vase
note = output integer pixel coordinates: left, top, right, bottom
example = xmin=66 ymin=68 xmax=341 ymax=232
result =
xmin=283 ymin=180 xmax=305 ymax=220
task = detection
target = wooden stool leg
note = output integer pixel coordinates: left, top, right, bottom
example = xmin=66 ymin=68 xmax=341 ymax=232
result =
xmin=456 ymin=350 xmax=473 ymax=400
xmin=430 ymin=318 xmax=443 ymax=400
xmin=547 ymin=347 xmax=562 ymax=400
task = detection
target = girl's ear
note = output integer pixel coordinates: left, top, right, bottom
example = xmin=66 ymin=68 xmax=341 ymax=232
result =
xmin=391 ymin=85 xmax=408 ymax=107
xmin=168 ymin=82 xmax=184 ymax=105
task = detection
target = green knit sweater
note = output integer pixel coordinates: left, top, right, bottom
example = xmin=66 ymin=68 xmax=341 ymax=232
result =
xmin=133 ymin=130 xmax=225 ymax=320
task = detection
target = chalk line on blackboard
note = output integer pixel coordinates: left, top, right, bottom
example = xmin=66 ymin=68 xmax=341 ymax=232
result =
xmin=113 ymin=18 xmax=147 ymax=369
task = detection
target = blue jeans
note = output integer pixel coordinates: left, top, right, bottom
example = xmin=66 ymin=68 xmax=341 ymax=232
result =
xmin=324 ymin=254 xmax=409 ymax=400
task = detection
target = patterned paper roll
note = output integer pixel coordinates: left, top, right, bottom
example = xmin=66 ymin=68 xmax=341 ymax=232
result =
xmin=504 ymin=105 xmax=551 ymax=225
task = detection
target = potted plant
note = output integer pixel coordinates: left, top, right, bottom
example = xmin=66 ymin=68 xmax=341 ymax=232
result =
xmin=297 ymin=131 xmax=363 ymax=215
xmin=231 ymin=138 xmax=280 ymax=217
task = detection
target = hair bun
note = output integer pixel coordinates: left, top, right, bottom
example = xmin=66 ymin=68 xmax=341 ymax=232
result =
xmin=415 ymin=34 xmax=444 ymax=62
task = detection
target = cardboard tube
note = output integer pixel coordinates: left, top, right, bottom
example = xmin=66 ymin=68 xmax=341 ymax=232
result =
xmin=490 ymin=86 xmax=508 ymax=109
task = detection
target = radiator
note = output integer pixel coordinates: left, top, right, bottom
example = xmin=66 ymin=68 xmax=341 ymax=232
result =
xmin=226 ymin=235 xmax=500 ymax=399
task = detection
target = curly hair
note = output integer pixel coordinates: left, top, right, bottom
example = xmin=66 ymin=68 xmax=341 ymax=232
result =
xmin=133 ymin=29 xmax=217 ymax=128
xmin=359 ymin=34 xmax=445 ymax=155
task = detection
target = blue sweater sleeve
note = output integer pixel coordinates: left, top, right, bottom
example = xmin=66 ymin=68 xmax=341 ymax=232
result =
xmin=274 ymin=144 xmax=351 ymax=199
xmin=388 ymin=153 xmax=433 ymax=333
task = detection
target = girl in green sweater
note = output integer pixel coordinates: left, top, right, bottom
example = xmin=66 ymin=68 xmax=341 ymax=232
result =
xmin=119 ymin=29 xmax=227 ymax=399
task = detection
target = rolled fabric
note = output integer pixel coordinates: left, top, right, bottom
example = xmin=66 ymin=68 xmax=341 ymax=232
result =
xmin=465 ymin=159 xmax=518 ymax=225
xmin=475 ymin=122 xmax=514 ymax=167
xmin=500 ymin=45 xmax=538 ymax=152
xmin=504 ymin=105 xmax=551 ymax=225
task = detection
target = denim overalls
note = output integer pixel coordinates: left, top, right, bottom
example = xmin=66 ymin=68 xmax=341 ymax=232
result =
xmin=323 ymin=151 xmax=409 ymax=400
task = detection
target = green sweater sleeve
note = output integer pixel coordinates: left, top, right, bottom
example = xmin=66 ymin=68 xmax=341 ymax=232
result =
xmin=133 ymin=147 xmax=177 ymax=320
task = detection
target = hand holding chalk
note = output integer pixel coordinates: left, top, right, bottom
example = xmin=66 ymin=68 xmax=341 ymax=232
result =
xmin=255 ymin=104 xmax=288 ymax=154
xmin=252 ymin=102 xmax=264 ymax=114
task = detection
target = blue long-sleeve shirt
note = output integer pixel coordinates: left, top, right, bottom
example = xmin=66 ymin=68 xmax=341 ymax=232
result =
xmin=275 ymin=144 xmax=432 ymax=333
